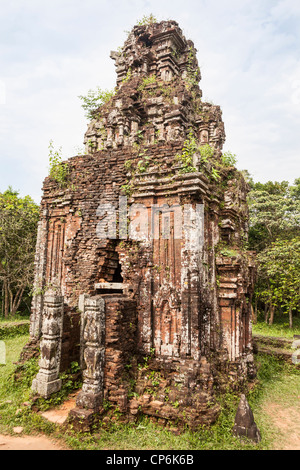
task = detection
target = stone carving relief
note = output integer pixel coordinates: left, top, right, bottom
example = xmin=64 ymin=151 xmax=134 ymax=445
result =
xmin=32 ymin=290 xmax=64 ymax=398
xmin=76 ymin=296 xmax=105 ymax=411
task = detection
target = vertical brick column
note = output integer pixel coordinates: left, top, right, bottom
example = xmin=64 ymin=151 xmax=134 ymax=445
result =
xmin=104 ymin=296 xmax=137 ymax=410
xmin=32 ymin=289 xmax=64 ymax=398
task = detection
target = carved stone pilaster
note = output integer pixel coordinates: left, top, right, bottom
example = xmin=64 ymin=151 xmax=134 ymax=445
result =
xmin=32 ymin=290 xmax=64 ymax=398
xmin=75 ymin=296 xmax=105 ymax=411
xmin=30 ymin=211 xmax=49 ymax=338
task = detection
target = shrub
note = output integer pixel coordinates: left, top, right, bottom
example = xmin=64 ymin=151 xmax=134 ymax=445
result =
xmin=78 ymin=87 xmax=115 ymax=120
xmin=221 ymin=151 xmax=237 ymax=167
xmin=48 ymin=140 xmax=69 ymax=186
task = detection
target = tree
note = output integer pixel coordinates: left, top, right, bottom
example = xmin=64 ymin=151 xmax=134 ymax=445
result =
xmin=0 ymin=188 xmax=39 ymax=318
xmin=248 ymin=181 xmax=300 ymax=251
xmin=248 ymin=179 xmax=300 ymax=327
xmin=257 ymin=238 xmax=300 ymax=328
xmin=290 ymin=177 xmax=300 ymax=201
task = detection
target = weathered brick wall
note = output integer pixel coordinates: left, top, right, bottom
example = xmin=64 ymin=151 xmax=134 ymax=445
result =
xmin=103 ymin=295 xmax=137 ymax=410
xmin=31 ymin=134 xmax=255 ymax=426
xmin=29 ymin=19 xmax=256 ymax=428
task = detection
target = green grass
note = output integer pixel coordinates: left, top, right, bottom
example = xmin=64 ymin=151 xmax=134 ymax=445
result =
xmin=0 ymin=334 xmax=31 ymax=402
xmin=0 ymin=321 xmax=30 ymax=340
xmin=249 ymin=354 xmax=300 ymax=449
xmin=0 ymin=313 xmax=30 ymax=323
xmin=62 ymin=400 xmax=260 ymax=451
xmin=61 ymin=389 xmax=263 ymax=450
xmin=0 ymin=333 xmax=299 ymax=450
xmin=0 ymin=334 xmax=58 ymax=436
xmin=253 ymin=315 xmax=300 ymax=338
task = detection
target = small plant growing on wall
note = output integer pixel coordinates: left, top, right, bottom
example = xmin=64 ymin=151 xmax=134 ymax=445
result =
xmin=221 ymin=151 xmax=238 ymax=167
xmin=78 ymin=87 xmax=115 ymax=120
xmin=199 ymin=144 xmax=220 ymax=181
xmin=176 ymin=132 xmax=222 ymax=181
xmin=186 ymin=46 xmax=200 ymax=90
xmin=136 ymin=14 xmax=157 ymax=26
xmin=176 ymin=129 xmax=198 ymax=173
xmin=138 ymin=74 xmax=157 ymax=96
xmin=48 ymin=140 xmax=69 ymax=186
xmin=199 ymin=143 xmax=214 ymax=162
xmin=122 ymin=67 xmax=132 ymax=84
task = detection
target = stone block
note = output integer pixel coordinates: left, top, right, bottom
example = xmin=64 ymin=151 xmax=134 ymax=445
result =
xmin=32 ymin=376 xmax=62 ymax=399
xmin=232 ymin=394 xmax=261 ymax=443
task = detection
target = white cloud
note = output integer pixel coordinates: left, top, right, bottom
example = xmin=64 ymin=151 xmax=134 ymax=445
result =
xmin=270 ymin=0 xmax=300 ymax=20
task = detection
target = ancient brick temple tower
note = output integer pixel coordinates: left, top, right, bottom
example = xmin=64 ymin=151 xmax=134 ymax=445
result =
xmin=29 ymin=20 xmax=256 ymax=429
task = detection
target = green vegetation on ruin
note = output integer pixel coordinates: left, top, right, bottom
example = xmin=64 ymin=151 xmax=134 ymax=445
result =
xmin=48 ymin=140 xmax=69 ymax=186
xmin=78 ymin=87 xmax=116 ymax=120
xmin=176 ymin=130 xmax=227 ymax=181
xmin=136 ymin=14 xmax=158 ymax=26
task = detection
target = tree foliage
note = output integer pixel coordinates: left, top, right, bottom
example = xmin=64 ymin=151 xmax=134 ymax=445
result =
xmin=248 ymin=179 xmax=300 ymax=327
xmin=136 ymin=14 xmax=157 ymax=26
xmin=48 ymin=140 xmax=69 ymax=186
xmin=257 ymin=238 xmax=300 ymax=326
xmin=221 ymin=151 xmax=237 ymax=167
xmin=78 ymin=87 xmax=115 ymax=120
xmin=0 ymin=188 xmax=39 ymax=318
xmin=248 ymin=185 xmax=300 ymax=250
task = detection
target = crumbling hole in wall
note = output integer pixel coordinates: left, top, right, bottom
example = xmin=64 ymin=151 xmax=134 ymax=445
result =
xmin=97 ymin=241 xmax=124 ymax=283
xmin=95 ymin=241 xmax=125 ymax=294
xmin=113 ymin=261 xmax=123 ymax=283
xmin=137 ymin=33 xmax=153 ymax=48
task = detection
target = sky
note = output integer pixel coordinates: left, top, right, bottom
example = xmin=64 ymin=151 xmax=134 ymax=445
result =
xmin=0 ymin=0 xmax=299 ymax=203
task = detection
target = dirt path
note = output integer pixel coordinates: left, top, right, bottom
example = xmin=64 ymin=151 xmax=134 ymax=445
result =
xmin=0 ymin=395 xmax=77 ymax=450
xmin=0 ymin=434 xmax=66 ymax=450
xmin=263 ymin=402 xmax=300 ymax=450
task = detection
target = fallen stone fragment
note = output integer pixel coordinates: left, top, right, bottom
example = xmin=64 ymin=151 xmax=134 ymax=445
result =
xmin=12 ymin=427 xmax=23 ymax=434
xmin=233 ymin=394 xmax=261 ymax=443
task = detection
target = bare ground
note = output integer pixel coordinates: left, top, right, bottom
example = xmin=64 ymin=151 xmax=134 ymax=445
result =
xmin=0 ymin=434 xmax=66 ymax=450
xmin=0 ymin=395 xmax=77 ymax=450
xmin=262 ymin=400 xmax=300 ymax=450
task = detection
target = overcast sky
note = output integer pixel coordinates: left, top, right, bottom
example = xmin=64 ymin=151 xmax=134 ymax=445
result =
xmin=0 ymin=0 xmax=299 ymax=203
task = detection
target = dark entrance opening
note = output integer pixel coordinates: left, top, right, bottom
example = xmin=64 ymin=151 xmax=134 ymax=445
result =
xmin=112 ymin=261 xmax=123 ymax=283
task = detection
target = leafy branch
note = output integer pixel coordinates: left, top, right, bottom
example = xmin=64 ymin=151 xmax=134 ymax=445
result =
xmin=48 ymin=140 xmax=69 ymax=186
xmin=78 ymin=87 xmax=115 ymax=120
xmin=176 ymin=131 xmax=221 ymax=181
xmin=136 ymin=14 xmax=157 ymax=26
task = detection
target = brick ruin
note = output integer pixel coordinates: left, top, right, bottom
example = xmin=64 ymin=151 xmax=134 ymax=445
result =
xmin=29 ymin=20 xmax=256 ymax=430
